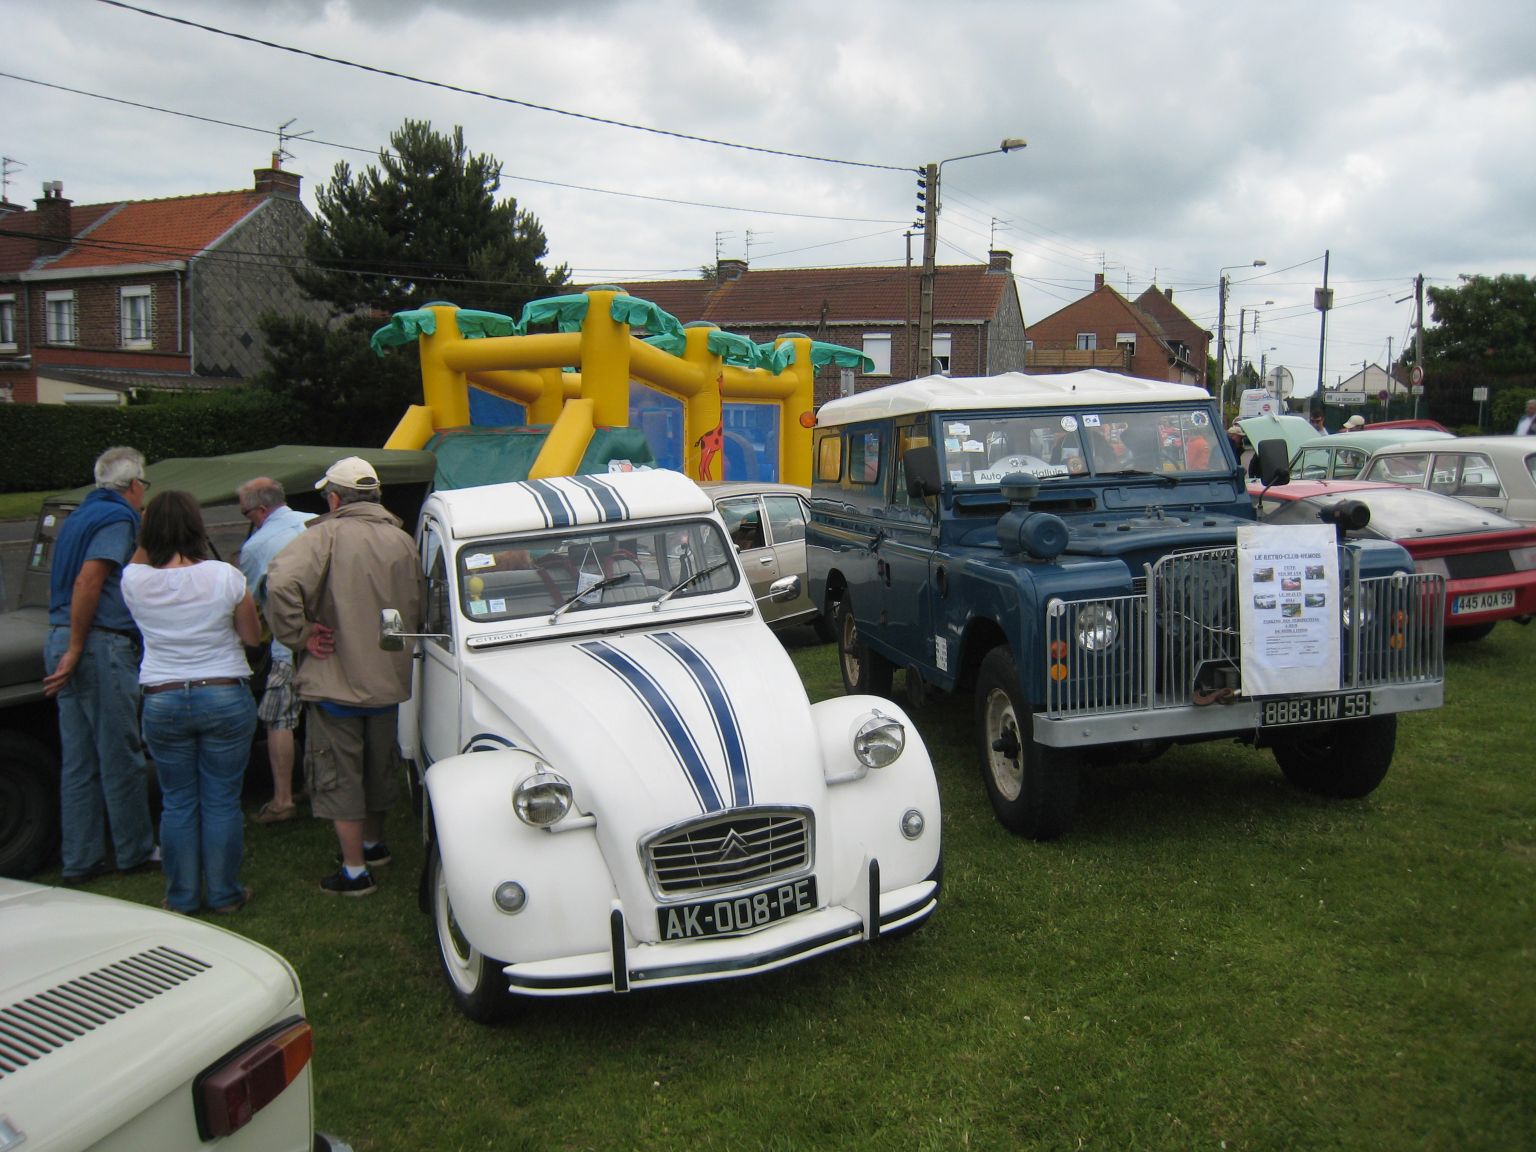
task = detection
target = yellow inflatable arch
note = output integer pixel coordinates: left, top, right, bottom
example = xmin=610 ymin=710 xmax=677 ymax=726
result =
xmin=371 ymin=288 xmax=869 ymax=487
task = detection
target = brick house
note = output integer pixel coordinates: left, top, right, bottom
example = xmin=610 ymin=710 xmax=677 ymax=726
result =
xmin=0 ymin=158 xmax=322 ymax=405
xmin=608 ymin=249 xmax=1029 ymax=406
xmin=1023 ymin=274 xmax=1210 ymax=387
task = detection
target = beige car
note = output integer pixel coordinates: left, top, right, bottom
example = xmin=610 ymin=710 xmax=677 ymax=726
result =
xmin=706 ymin=481 xmax=832 ymax=638
xmin=1359 ymin=435 xmax=1536 ymax=523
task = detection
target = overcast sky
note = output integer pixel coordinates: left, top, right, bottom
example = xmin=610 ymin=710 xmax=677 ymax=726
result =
xmin=5 ymin=0 xmax=1535 ymax=400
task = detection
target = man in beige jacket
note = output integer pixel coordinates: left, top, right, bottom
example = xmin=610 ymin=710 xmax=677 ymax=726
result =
xmin=266 ymin=457 xmax=424 ymax=896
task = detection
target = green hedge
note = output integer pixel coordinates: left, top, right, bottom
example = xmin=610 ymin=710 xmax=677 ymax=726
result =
xmin=0 ymin=389 xmax=307 ymax=493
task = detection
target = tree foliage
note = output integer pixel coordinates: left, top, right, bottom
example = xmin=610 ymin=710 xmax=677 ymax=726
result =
xmin=1413 ymin=274 xmax=1536 ymax=430
xmin=257 ymin=119 xmax=569 ymax=441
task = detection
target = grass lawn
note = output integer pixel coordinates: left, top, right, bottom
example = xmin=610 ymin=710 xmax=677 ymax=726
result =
xmin=0 ymin=490 xmax=47 ymax=522
xmin=61 ymin=622 xmax=1534 ymax=1151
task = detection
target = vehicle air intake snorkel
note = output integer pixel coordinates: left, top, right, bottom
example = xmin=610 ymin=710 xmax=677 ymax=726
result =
xmin=996 ymin=480 xmax=1069 ymax=561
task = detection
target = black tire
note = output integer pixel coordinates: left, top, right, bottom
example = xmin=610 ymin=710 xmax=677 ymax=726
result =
xmin=975 ymin=646 xmax=1078 ymax=839
xmin=1446 ymin=621 xmax=1496 ymax=644
xmin=427 ymin=840 xmax=518 ymax=1024
xmin=835 ymin=595 xmax=894 ymax=697
xmin=1272 ymin=713 xmax=1396 ymax=798
xmin=0 ymin=731 xmax=60 ymax=879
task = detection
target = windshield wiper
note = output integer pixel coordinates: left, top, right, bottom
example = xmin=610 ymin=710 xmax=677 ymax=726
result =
xmin=1098 ymin=468 xmax=1179 ymax=486
xmin=549 ymin=573 xmax=631 ymax=621
xmin=654 ymin=560 xmax=731 ymax=608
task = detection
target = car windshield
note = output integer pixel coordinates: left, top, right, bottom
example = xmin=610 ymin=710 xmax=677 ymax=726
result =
xmin=937 ymin=407 xmax=1226 ymax=485
xmin=456 ymin=518 xmax=738 ymax=623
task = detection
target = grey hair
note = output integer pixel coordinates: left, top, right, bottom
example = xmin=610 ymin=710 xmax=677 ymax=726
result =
xmin=94 ymin=446 xmax=146 ymax=491
xmin=237 ymin=476 xmax=287 ymax=513
xmin=331 ymin=484 xmax=381 ymax=506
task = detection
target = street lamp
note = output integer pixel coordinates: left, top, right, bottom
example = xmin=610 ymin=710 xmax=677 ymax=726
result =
xmin=917 ymin=138 xmax=1027 ymax=378
xmin=1216 ymin=259 xmax=1266 ymax=416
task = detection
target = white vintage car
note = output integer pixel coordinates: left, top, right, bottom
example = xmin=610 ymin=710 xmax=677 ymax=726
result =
xmin=0 ymin=879 xmax=347 ymax=1151
xmin=389 ymin=469 xmax=941 ymax=1021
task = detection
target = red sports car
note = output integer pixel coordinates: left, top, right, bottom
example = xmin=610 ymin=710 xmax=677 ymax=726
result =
xmin=1255 ymin=479 xmax=1536 ymax=641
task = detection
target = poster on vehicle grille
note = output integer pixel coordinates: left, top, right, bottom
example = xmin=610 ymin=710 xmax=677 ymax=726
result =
xmin=1236 ymin=524 xmax=1341 ymax=696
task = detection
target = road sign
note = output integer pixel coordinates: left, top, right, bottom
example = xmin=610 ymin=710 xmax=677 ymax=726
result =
xmin=1472 ymin=386 xmax=1489 ymax=402
xmin=1411 ymin=384 xmax=1424 ymax=396
xmin=1410 ymin=364 xmax=1425 ymax=386
xmin=1323 ymin=391 xmax=1366 ymax=406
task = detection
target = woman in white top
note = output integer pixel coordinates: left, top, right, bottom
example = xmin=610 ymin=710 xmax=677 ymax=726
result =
xmin=122 ymin=490 xmax=261 ymax=914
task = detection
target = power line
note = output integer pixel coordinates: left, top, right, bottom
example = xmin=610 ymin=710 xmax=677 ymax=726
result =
xmin=94 ymin=0 xmax=911 ymax=173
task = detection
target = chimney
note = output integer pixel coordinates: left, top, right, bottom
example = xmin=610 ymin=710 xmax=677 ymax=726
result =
xmin=716 ymin=258 xmax=748 ymax=286
xmin=986 ymin=249 xmax=1013 ymax=275
xmin=33 ymin=181 xmax=73 ymax=257
xmin=1164 ymin=287 xmax=1173 ymax=301
xmin=253 ymin=154 xmax=302 ymax=200
xmin=1093 ymin=273 xmax=1105 ymax=290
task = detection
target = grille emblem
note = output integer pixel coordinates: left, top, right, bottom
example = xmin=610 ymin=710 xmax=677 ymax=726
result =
xmin=717 ymin=829 xmax=751 ymax=862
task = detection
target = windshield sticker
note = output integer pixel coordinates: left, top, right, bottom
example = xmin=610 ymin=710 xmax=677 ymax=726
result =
xmin=962 ymin=439 xmax=985 ymax=453
xmin=468 ymin=600 xmax=489 ymax=615
xmin=974 ymin=464 xmax=1070 ymax=483
xmin=1082 ymin=414 xmax=1102 ymax=427
xmin=949 ymin=468 xmax=966 ymax=483
xmin=464 ymin=553 xmax=495 ymax=570
xmin=944 ymin=437 xmax=961 ymax=454
xmin=947 ymin=421 xmax=971 ymax=436
xmin=1191 ymin=411 xmax=1209 ymax=427
xmin=1059 ymin=415 xmax=1078 ymax=432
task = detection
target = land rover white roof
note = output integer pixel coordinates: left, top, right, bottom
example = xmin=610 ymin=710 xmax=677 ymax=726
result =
xmin=815 ymin=370 xmax=1212 ymax=426
xmin=434 ymin=467 xmax=714 ymax=540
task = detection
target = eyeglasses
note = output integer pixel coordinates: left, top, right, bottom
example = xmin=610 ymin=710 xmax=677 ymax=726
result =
xmin=240 ymin=505 xmax=258 ymax=519
xmin=135 ymin=477 xmax=151 ymax=491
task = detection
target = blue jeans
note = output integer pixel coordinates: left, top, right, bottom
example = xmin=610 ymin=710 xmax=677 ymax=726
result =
xmin=46 ymin=628 xmax=155 ymax=877
xmin=140 ymin=683 xmax=257 ymax=912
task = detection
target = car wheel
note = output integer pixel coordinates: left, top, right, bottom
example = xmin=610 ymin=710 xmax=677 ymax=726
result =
xmin=1271 ymin=714 xmax=1396 ymax=798
xmin=0 ymin=732 xmax=60 ymax=879
xmin=1446 ymin=621 xmax=1496 ymax=644
xmin=428 ymin=840 xmax=517 ymax=1024
xmin=835 ymin=595 xmax=893 ymax=697
xmin=975 ymin=646 xmax=1078 ymax=839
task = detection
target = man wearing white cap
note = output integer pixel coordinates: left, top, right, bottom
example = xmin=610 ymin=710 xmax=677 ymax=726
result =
xmin=1341 ymin=414 xmax=1366 ymax=431
xmin=264 ymin=457 xmax=424 ymax=896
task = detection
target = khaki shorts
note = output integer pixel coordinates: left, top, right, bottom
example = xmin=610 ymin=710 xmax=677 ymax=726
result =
xmin=303 ymin=704 xmax=403 ymax=822
xmin=256 ymin=659 xmax=301 ymax=730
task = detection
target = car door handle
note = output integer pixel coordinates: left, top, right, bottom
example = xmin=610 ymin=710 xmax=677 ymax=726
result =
xmin=756 ymin=556 xmax=775 ymax=566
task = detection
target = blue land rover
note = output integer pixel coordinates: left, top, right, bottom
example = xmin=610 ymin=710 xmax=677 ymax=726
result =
xmin=806 ymin=371 xmax=1446 ymax=839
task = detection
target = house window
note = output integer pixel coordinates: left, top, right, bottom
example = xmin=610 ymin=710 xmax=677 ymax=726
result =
xmin=862 ymin=332 xmax=891 ymax=376
xmin=932 ymin=333 xmax=952 ymax=376
xmin=45 ymin=291 xmax=77 ymax=345
xmin=1116 ymin=332 xmax=1136 ymax=356
xmin=1075 ymin=332 xmax=1097 ymax=351
xmin=120 ymin=286 xmax=153 ymax=349
xmin=0 ymin=295 xmax=15 ymax=350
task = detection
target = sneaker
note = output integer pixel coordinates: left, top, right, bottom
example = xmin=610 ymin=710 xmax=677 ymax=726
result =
xmin=320 ymin=868 xmax=377 ymax=897
xmin=334 ymin=842 xmax=391 ymax=867
xmin=252 ymin=801 xmax=298 ymax=825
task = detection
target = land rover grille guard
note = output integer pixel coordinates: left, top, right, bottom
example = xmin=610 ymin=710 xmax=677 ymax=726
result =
xmin=1042 ymin=546 xmax=1446 ymax=720
xmin=642 ymin=806 xmax=814 ymax=899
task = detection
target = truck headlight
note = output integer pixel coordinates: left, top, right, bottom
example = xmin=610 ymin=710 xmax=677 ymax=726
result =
xmin=513 ymin=765 xmax=573 ymax=827
xmin=1074 ymin=603 xmax=1119 ymax=651
xmin=853 ymin=711 xmax=905 ymax=768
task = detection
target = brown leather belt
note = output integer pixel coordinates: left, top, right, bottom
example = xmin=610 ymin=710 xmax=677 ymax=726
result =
xmin=142 ymin=677 xmax=247 ymax=695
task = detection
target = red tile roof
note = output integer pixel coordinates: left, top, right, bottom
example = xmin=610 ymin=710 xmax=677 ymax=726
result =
xmin=0 ymin=190 xmax=268 ymax=275
xmin=600 ymin=264 xmax=1014 ymax=329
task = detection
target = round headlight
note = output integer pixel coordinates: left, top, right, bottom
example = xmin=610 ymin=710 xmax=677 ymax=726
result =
xmin=493 ymin=881 xmax=528 ymax=914
xmin=1074 ymin=603 xmax=1119 ymax=651
xmin=513 ymin=766 xmax=573 ymax=827
xmin=1341 ymin=587 xmax=1375 ymax=630
xmin=854 ymin=711 xmax=906 ymax=769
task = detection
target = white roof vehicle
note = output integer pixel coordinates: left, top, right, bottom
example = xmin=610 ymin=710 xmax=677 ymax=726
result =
xmin=0 ymin=879 xmax=348 ymax=1152
xmin=394 ymin=469 xmax=941 ymax=1021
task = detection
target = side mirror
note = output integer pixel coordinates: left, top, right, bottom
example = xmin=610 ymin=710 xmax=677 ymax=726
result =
xmin=1254 ymin=438 xmax=1291 ymax=488
xmin=762 ymin=575 xmax=802 ymax=604
xmin=904 ymin=445 xmax=942 ymax=497
xmin=380 ymin=608 xmax=406 ymax=651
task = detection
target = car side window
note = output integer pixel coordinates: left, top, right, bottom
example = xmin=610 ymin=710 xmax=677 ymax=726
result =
xmin=1364 ymin=452 xmax=1429 ymax=486
xmin=849 ymin=428 xmax=882 ymax=486
xmin=422 ymin=523 xmax=452 ymax=650
xmin=1295 ymin=447 xmax=1329 ymax=480
xmin=762 ymin=495 xmax=806 ymax=544
xmin=892 ymin=424 xmax=935 ymax=521
xmin=1335 ymin=447 xmax=1366 ymax=478
xmin=1448 ymin=453 xmax=1502 ymax=497
xmin=719 ymin=497 xmax=766 ymax=550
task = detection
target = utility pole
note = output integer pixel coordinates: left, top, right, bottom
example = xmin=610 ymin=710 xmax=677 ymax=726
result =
xmin=1414 ymin=274 xmax=1425 ymax=419
xmin=905 ymin=230 xmax=917 ymax=380
xmin=1314 ymin=249 xmax=1332 ymax=417
xmin=917 ymin=162 xmax=940 ymax=379
xmin=1216 ymin=275 xmax=1229 ymax=401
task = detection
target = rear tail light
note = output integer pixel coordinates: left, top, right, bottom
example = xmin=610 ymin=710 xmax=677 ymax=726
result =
xmin=1510 ymin=546 xmax=1536 ymax=572
xmin=195 ymin=1017 xmax=314 ymax=1139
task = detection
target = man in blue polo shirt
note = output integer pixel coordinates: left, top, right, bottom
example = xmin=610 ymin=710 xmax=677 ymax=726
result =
xmin=42 ymin=445 xmax=157 ymax=884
